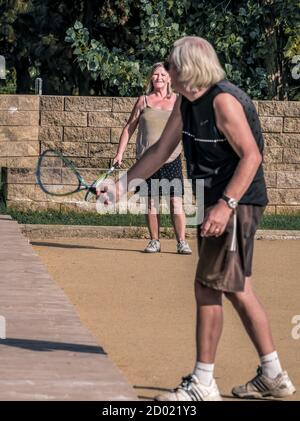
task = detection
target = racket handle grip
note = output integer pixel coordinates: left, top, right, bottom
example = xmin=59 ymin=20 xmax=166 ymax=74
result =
xmin=89 ymin=186 xmax=97 ymax=194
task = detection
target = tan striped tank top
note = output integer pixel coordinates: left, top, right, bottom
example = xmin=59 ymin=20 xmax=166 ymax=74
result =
xmin=136 ymin=96 xmax=182 ymax=164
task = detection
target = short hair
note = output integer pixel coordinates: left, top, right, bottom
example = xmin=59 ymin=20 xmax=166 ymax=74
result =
xmin=169 ymin=36 xmax=226 ymax=91
xmin=145 ymin=62 xmax=173 ymax=97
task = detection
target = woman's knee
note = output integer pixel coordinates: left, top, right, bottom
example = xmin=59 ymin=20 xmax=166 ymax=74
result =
xmin=148 ymin=197 xmax=159 ymax=213
xmin=170 ymin=196 xmax=184 ymax=214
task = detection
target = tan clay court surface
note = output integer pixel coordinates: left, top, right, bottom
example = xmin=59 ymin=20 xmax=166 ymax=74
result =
xmin=32 ymin=237 xmax=300 ymax=401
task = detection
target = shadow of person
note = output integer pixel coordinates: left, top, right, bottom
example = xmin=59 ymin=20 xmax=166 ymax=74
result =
xmin=0 ymin=337 xmax=106 ymax=355
xmin=30 ymin=241 xmax=178 ymax=254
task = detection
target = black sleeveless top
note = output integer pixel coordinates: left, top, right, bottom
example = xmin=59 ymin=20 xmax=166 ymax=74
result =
xmin=180 ymin=79 xmax=268 ymax=207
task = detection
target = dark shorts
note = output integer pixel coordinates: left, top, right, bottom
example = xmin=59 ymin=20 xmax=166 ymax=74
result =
xmin=136 ymin=155 xmax=184 ymax=197
xmin=196 ymin=204 xmax=265 ymax=293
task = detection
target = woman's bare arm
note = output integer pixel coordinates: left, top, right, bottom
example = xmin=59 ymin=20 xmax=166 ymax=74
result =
xmin=113 ymin=96 xmax=145 ymax=164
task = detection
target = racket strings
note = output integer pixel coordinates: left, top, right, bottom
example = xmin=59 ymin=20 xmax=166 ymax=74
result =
xmin=37 ymin=151 xmax=82 ymax=196
xmin=37 ymin=150 xmax=119 ymax=199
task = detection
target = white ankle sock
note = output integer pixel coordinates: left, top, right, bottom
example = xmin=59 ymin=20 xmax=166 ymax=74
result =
xmin=193 ymin=361 xmax=214 ymax=386
xmin=260 ymin=351 xmax=282 ymax=379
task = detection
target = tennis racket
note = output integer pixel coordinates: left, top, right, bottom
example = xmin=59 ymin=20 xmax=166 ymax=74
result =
xmin=35 ymin=149 xmax=118 ymax=201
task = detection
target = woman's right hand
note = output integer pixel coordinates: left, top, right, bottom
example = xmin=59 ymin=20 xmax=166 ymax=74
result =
xmin=113 ymin=153 xmax=123 ymax=167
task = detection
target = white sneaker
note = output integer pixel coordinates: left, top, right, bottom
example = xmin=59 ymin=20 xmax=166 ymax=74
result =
xmin=232 ymin=366 xmax=296 ymax=399
xmin=144 ymin=239 xmax=161 ymax=253
xmin=177 ymin=240 xmax=192 ymax=255
xmin=155 ymin=374 xmax=222 ymax=401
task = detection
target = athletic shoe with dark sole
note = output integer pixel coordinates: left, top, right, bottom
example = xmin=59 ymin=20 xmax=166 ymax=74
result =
xmin=232 ymin=366 xmax=296 ymax=399
xmin=177 ymin=240 xmax=192 ymax=255
xmin=144 ymin=239 xmax=161 ymax=253
xmin=155 ymin=374 xmax=222 ymax=401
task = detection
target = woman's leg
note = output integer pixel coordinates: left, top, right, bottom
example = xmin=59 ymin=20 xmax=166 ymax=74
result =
xmin=169 ymin=196 xmax=186 ymax=242
xmin=145 ymin=196 xmax=160 ymax=240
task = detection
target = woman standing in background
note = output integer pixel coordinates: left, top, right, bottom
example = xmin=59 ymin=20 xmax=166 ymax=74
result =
xmin=113 ymin=62 xmax=191 ymax=254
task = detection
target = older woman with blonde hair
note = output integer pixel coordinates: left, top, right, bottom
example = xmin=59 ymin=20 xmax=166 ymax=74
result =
xmin=103 ymin=37 xmax=295 ymax=401
xmin=113 ymin=62 xmax=191 ymax=254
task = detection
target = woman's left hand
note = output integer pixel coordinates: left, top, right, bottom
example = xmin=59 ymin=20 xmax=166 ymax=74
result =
xmin=200 ymin=200 xmax=233 ymax=237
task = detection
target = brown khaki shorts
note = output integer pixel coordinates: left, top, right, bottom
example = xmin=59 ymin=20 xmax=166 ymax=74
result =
xmin=196 ymin=205 xmax=265 ymax=293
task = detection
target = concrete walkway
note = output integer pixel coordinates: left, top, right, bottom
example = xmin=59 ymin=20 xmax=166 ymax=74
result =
xmin=0 ymin=215 xmax=136 ymax=401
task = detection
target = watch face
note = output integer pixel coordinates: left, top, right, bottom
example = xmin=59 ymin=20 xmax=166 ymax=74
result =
xmin=228 ymin=198 xmax=238 ymax=209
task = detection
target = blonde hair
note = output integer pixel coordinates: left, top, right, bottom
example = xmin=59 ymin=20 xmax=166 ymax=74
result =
xmin=145 ymin=62 xmax=173 ymax=97
xmin=169 ymin=36 xmax=225 ymax=91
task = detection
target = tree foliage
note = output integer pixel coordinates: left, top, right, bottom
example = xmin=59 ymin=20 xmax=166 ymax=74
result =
xmin=0 ymin=0 xmax=103 ymax=94
xmin=0 ymin=0 xmax=299 ymax=99
xmin=64 ymin=1 xmax=183 ymax=95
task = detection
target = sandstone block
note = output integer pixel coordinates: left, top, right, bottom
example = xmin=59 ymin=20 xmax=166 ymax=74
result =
xmin=6 ymin=157 xmax=37 ymax=168
xmin=277 ymin=189 xmax=300 ymax=205
xmin=0 ymin=142 xmax=39 ymax=157
xmin=264 ymin=133 xmax=300 ymax=148
xmin=0 ymin=126 xmax=39 ymax=142
xmin=284 ymin=118 xmax=300 ymax=133
xmin=264 ymin=171 xmax=277 ymax=187
xmin=39 ymin=126 xmax=63 ymax=145
xmin=259 ymin=101 xmax=300 ymax=117
xmin=276 ymin=205 xmax=300 ymax=215
xmin=40 ymin=96 xmax=64 ymax=111
xmin=283 ymin=148 xmax=300 ymax=164
xmin=277 ymin=172 xmax=300 ymax=188
xmin=88 ymin=112 xmax=130 ymax=127
xmin=7 ymin=199 xmax=61 ymax=212
xmin=7 ymin=168 xmax=36 ymax=183
xmin=41 ymin=111 xmax=87 ymax=127
xmin=0 ymin=95 xmax=39 ymax=111
xmin=65 ymin=97 xmax=112 ymax=111
xmin=260 ymin=117 xmax=283 ymax=132
xmin=89 ymin=143 xmax=118 ymax=158
xmin=112 ymin=98 xmax=137 ymax=112
xmin=0 ymin=111 xmax=39 ymax=126
xmin=64 ymin=127 xmax=110 ymax=143
xmin=264 ymin=147 xmax=283 ymax=163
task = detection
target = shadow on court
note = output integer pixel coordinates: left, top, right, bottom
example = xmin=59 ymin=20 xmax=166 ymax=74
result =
xmin=0 ymin=338 xmax=106 ymax=355
xmin=31 ymin=241 xmax=178 ymax=254
xmin=133 ymin=385 xmax=169 ymax=401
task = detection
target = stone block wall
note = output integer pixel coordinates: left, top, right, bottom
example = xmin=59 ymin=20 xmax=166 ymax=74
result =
xmin=258 ymin=101 xmax=300 ymax=214
xmin=0 ymin=94 xmax=299 ymax=214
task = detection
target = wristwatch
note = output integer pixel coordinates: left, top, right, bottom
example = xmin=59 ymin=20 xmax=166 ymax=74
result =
xmin=221 ymin=194 xmax=239 ymax=210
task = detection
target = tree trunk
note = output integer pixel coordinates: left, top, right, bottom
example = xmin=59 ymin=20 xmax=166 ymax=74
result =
xmin=77 ymin=0 xmax=95 ymax=96
xmin=260 ymin=0 xmax=282 ymax=100
xmin=15 ymin=56 xmax=31 ymax=93
xmin=263 ymin=24 xmax=281 ymax=99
